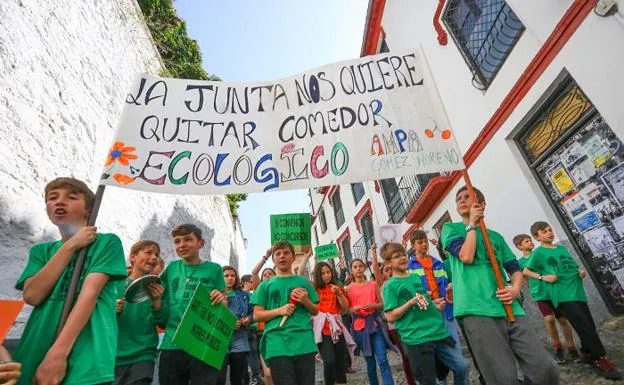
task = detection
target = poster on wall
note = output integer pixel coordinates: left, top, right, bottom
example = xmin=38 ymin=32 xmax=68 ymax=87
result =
xmin=579 ymin=182 xmax=602 ymax=203
xmin=548 ymin=162 xmax=575 ymax=195
xmin=569 ymin=157 xmax=596 ymax=184
xmin=561 ymin=142 xmax=587 ymax=167
xmin=602 ymin=162 xmax=624 ymax=207
xmin=583 ymin=226 xmax=616 ymax=255
xmin=584 ymin=135 xmax=613 ymax=168
xmin=574 ymin=211 xmax=601 ymax=232
xmin=612 ymin=216 xmax=624 ymax=239
xmin=562 ymin=192 xmax=589 ymax=218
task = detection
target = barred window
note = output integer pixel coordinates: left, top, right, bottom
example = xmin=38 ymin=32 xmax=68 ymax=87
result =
xmin=443 ymin=0 xmax=524 ymax=89
xmin=319 ymin=208 xmax=328 ymax=233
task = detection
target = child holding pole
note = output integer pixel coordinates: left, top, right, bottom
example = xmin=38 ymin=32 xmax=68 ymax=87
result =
xmin=13 ymin=177 xmax=127 ymax=385
xmin=441 ymin=186 xmax=558 ymax=385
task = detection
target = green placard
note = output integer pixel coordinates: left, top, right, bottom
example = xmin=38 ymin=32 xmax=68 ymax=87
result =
xmin=315 ymin=244 xmax=339 ymax=260
xmin=172 ymin=284 xmax=237 ymax=369
xmin=270 ymin=213 xmax=312 ymax=250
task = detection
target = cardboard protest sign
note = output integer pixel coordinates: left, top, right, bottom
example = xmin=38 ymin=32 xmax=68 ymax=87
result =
xmin=172 ymin=284 xmax=236 ymax=369
xmin=270 ymin=213 xmax=311 ymax=254
xmin=315 ymin=243 xmax=339 ymax=260
xmin=100 ymin=48 xmax=464 ymax=194
xmin=0 ymin=300 xmax=24 ymax=343
xmin=375 ymin=224 xmax=402 ymax=244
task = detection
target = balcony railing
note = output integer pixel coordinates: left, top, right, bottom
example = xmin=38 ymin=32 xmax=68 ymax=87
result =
xmin=386 ymin=173 xmax=441 ymax=223
xmin=353 ymin=235 xmax=370 ymax=261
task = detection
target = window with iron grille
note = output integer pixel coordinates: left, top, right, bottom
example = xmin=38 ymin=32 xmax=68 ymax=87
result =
xmin=332 ymin=191 xmax=345 ymax=229
xmin=318 ymin=208 xmax=327 ymax=233
xmin=380 ymin=178 xmax=406 ymax=223
xmin=351 ymin=183 xmax=365 ymax=205
xmin=442 ymin=0 xmax=525 ymax=90
xmin=360 ymin=212 xmax=375 ymax=249
xmin=313 ymin=226 xmax=319 ymax=246
xmin=341 ymin=236 xmax=353 ymax=265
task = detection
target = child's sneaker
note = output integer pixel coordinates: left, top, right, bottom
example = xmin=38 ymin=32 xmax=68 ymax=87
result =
xmin=567 ymin=348 xmax=581 ymax=363
xmin=555 ymin=348 xmax=566 ymax=364
xmin=593 ymin=356 xmax=622 ymax=380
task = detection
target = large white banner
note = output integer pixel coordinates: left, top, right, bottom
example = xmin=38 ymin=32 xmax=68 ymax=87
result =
xmin=100 ymin=48 xmax=464 ymax=194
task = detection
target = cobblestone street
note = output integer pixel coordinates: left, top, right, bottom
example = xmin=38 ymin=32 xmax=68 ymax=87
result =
xmin=315 ymin=318 xmax=624 ymax=385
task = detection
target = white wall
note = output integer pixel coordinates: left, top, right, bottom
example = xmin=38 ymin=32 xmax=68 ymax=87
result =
xmin=0 ymin=0 xmax=246 ymax=336
xmin=377 ymin=0 xmax=624 ymax=324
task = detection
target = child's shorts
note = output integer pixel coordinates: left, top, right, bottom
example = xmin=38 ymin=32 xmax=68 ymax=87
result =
xmin=536 ymin=300 xmax=565 ymax=318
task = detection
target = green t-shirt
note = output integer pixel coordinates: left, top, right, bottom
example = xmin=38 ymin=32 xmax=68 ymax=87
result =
xmin=250 ymin=275 xmax=320 ymax=360
xmin=383 ymin=275 xmax=449 ymax=346
xmin=440 ymin=222 xmax=525 ymax=318
xmin=116 ymin=277 xmax=167 ymax=366
xmin=526 ymin=245 xmax=586 ymax=306
xmin=518 ymin=256 xmax=547 ymax=301
xmin=14 ymin=233 xmax=127 ymax=385
xmin=159 ymin=259 xmax=226 ymax=350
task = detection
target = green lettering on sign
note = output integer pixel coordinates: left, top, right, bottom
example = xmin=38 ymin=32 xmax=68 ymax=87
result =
xmin=172 ymin=284 xmax=237 ymax=368
xmin=315 ymin=243 xmax=339 ymax=261
xmin=270 ymin=213 xmax=312 ymax=249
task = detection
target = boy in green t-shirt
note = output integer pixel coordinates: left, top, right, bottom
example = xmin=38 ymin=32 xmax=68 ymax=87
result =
xmin=158 ymin=224 xmax=226 ymax=385
xmin=525 ymin=222 xmax=621 ymax=380
xmin=441 ymin=186 xmax=558 ymax=385
xmin=251 ymin=241 xmax=319 ymax=385
xmin=513 ymin=234 xmax=577 ymax=364
xmin=114 ymin=240 xmax=166 ymax=385
xmin=381 ymin=242 xmax=469 ymax=385
xmin=13 ymin=177 xmax=127 ymax=385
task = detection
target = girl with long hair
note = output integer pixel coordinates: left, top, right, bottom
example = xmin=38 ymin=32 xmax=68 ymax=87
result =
xmin=346 ymin=259 xmax=397 ymax=385
xmin=218 ymin=266 xmax=253 ymax=385
xmin=312 ymin=262 xmax=356 ymax=385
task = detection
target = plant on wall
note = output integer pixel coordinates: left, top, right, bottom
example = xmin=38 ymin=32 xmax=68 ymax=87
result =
xmin=137 ymin=0 xmax=247 ymax=215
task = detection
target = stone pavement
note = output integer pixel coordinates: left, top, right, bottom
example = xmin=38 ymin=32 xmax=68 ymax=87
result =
xmin=314 ymin=317 xmax=624 ymax=384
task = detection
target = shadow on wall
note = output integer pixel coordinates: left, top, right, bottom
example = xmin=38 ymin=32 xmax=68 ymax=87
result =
xmin=137 ymin=201 xmax=216 ymax=263
xmin=0 ymin=195 xmax=58 ymax=335
xmin=229 ymin=242 xmax=238 ymax=270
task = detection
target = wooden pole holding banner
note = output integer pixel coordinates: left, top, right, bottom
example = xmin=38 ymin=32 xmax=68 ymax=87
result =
xmin=461 ymin=170 xmax=515 ymax=322
xmin=55 ymin=185 xmax=106 ymax=338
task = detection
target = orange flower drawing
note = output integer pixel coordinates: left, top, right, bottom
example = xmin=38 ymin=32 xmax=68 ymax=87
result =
xmin=106 ymin=141 xmax=138 ymax=166
xmin=113 ymin=173 xmax=135 ymax=185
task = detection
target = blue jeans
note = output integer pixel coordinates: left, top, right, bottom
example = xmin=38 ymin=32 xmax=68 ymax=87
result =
xmin=439 ymin=317 xmax=464 ymax=385
xmin=406 ymin=339 xmax=469 ymax=385
xmin=354 ymin=329 xmax=395 ymax=385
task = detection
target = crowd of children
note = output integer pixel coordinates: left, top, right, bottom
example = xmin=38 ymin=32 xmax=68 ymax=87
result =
xmin=0 ymin=177 xmax=622 ymax=385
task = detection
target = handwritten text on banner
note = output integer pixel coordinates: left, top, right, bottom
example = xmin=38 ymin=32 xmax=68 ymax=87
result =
xmin=101 ymin=48 xmax=464 ymax=194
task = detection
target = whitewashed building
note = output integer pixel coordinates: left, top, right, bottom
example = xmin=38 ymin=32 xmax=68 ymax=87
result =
xmin=309 ymin=0 xmax=624 ymax=326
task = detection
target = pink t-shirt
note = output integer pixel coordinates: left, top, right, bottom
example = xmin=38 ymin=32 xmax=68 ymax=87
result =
xmin=348 ymin=281 xmax=378 ymax=331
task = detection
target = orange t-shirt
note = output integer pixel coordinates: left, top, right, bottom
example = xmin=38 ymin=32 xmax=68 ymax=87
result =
xmin=347 ymin=281 xmax=378 ymax=331
xmin=316 ymin=286 xmax=346 ymax=335
xmin=417 ymin=256 xmax=440 ymax=299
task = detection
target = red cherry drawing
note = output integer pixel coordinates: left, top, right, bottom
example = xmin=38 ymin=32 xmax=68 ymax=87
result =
xmin=424 ymin=129 xmax=434 ymax=138
xmin=441 ymin=129 xmax=452 ymax=140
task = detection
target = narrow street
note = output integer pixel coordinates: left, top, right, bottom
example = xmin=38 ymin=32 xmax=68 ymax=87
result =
xmin=316 ymin=317 xmax=624 ymax=384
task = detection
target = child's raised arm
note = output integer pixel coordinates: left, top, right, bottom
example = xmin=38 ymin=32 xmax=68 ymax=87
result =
xmin=35 ymin=272 xmax=109 ymax=384
xmin=22 ymin=227 xmax=97 ymax=306
xmin=370 ymin=243 xmax=384 ymax=287
xmin=251 ymin=248 xmax=271 ymax=289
